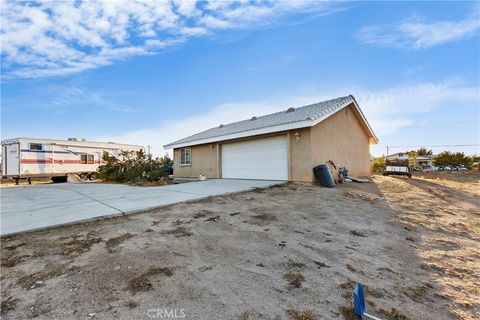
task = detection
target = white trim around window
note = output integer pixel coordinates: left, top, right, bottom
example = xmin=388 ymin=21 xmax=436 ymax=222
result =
xmin=180 ymin=147 xmax=192 ymax=166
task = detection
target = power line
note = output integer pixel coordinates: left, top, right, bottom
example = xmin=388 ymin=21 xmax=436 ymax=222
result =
xmin=379 ymin=121 xmax=479 ymax=130
xmin=376 ymin=144 xmax=479 ymax=148
xmin=372 ymin=144 xmax=480 ymax=156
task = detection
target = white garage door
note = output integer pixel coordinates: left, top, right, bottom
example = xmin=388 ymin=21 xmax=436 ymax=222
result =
xmin=222 ymin=135 xmax=288 ymax=180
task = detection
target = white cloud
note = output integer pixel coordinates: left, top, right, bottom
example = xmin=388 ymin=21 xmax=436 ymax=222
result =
xmin=94 ymin=80 xmax=479 ymax=157
xmin=357 ymin=13 xmax=480 ymax=50
xmin=1 ymin=0 xmax=337 ymax=78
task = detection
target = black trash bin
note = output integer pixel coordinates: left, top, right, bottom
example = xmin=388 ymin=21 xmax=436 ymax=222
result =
xmin=313 ymin=164 xmax=335 ymax=187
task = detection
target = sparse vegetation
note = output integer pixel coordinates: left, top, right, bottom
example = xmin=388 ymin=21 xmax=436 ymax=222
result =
xmin=372 ymin=156 xmax=386 ymax=172
xmin=18 ymin=265 xmax=72 ymax=289
xmin=98 ymin=150 xmax=172 ymax=184
xmin=161 ymin=226 xmax=193 ymax=237
xmin=61 ymin=234 xmax=102 ymax=255
xmin=287 ymin=309 xmax=316 ymax=320
xmin=284 ymin=273 xmax=305 ymax=288
xmin=105 ymin=233 xmax=135 ymax=252
xmin=1 ymin=296 xmax=18 ymax=315
xmin=127 ymin=267 xmax=173 ymax=294
xmin=1 ymin=174 xmax=478 ymax=319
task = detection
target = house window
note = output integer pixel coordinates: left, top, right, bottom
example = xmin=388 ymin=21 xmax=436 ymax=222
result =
xmin=180 ymin=148 xmax=192 ymax=166
xmin=81 ymin=155 xmax=94 ymax=164
xmin=30 ymin=143 xmax=43 ymax=150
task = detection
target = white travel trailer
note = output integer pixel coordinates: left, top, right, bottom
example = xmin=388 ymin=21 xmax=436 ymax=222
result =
xmin=1 ymin=137 xmax=143 ymax=184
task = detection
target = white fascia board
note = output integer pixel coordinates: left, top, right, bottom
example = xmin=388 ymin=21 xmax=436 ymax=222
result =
xmin=164 ymin=120 xmax=313 ymax=149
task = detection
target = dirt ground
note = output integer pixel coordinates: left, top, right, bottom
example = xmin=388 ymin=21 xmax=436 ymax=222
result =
xmin=1 ymin=172 xmax=478 ymax=319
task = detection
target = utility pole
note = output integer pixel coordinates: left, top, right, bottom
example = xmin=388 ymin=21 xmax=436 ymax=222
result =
xmin=147 ymin=145 xmax=151 ymax=157
xmin=386 ymin=146 xmax=389 ymax=156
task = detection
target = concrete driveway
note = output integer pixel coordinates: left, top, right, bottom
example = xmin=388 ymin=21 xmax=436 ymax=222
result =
xmin=0 ymin=179 xmax=283 ymax=236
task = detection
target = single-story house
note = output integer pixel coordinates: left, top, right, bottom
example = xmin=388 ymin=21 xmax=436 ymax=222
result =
xmin=164 ymin=95 xmax=378 ymax=182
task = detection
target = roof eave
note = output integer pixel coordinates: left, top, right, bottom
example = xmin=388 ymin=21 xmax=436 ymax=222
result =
xmin=163 ymin=119 xmax=314 ymax=149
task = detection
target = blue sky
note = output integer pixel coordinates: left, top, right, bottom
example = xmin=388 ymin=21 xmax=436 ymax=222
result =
xmin=1 ymin=1 xmax=479 ymax=157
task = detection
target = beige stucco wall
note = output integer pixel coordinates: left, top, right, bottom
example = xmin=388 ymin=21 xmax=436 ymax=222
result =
xmin=173 ymin=144 xmax=219 ymax=179
xmin=288 ymin=127 xmax=312 ymax=182
xmin=172 ymin=104 xmax=372 ymax=181
xmin=308 ymin=104 xmax=372 ymax=178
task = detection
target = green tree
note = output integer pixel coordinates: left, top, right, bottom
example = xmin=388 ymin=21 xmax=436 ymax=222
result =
xmin=466 ymin=155 xmax=480 ymax=169
xmin=407 ymin=151 xmax=418 ymax=171
xmin=416 ymin=148 xmax=433 ymax=156
xmin=372 ymin=156 xmax=386 ymax=172
xmin=158 ymin=154 xmax=173 ymax=167
xmin=450 ymin=152 xmax=468 ymax=169
xmin=433 ymin=151 xmax=452 ymax=170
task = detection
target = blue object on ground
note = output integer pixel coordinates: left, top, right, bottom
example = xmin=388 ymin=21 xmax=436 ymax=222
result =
xmin=354 ymin=282 xmax=366 ymax=317
xmin=353 ymin=282 xmax=383 ymax=320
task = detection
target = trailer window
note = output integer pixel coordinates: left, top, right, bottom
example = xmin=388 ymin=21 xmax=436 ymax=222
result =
xmin=180 ymin=148 xmax=192 ymax=166
xmin=81 ymin=155 xmax=95 ymax=164
xmin=30 ymin=143 xmax=43 ymax=150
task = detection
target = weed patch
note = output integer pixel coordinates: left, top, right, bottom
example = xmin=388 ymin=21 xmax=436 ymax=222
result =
xmin=1 ymin=296 xmax=17 ymax=315
xmin=105 ymin=233 xmax=135 ymax=252
xmin=127 ymin=267 xmax=173 ymax=294
xmin=61 ymin=235 xmax=102 ymax=255
xmin=161 ymin=227 xmax=193 ymax=237
xmin=18 ymin=265 xmax=73 ymax=289
xmin=287 ymin=309 xmax=316 ymax=320
xmin=284 ymin=273 xmax=305 ymax=288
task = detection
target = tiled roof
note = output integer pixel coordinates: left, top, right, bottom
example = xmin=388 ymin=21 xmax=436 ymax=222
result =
xmin=165 ymin=95 xmax=376 ymax=148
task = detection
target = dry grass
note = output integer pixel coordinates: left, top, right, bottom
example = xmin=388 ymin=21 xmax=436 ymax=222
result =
xmin=126 ymin=300 xmax=139 ymax=309
xmin=284 ymin=259 xmax=306 ymax=269
xmin=127 ymin=267 xmax=174 ymax=295
xmin=204 ymin=215 xmax=221 ymax=222
xmin=61 ymin=235 xmax=102 ymax=255
xmin=1 ymin=251 xmax=28 ymax=268
xmin=17 ymin=264 xmax=74 ymax=289
xmin=375 ymin=173 xmax=479 ymax=319
xmin=105 ymin=233 xmax=135 ymax=252
xmin=287 ymin=309 xmax=316 ymax=320
xmin=284 ymin=273 xmax=305 ymax=288
xmin=344 ymin=190 xmax=380 ymax=202
xmin=161 ymin=226 xmax=193 ymax=237
xmin=247 ymin=212 xmax=277 ymax=226
xmin=1 ymin=296 xmax=18 ymax=315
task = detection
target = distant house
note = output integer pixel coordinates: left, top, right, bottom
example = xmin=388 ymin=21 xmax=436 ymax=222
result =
xmin=164 ymin=95 xmax=378 ymax=182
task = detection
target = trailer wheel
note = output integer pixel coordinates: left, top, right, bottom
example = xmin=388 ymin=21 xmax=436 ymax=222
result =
xmin=15 ymin=178 xmax=19 ymax=185
xmin=80 ymin=173 xmax=89 ymax=181
xmin=27 ymin=177 xmax=32 ymax=185
xmin=89 ymin=173 xmax=97 ymax=181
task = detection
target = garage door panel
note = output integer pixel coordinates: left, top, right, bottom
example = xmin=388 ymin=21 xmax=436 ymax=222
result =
xmin=221 ymin=135 xmax=288 ymax=180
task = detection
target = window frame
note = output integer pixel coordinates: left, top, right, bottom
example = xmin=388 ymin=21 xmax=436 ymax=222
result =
xmin=180 ymin=148 xmax=192 ymax=166
xmin=80 ymin=154 xmax=94 ymax=164
xmin=30 ymin=143 xmax=43 ymax=151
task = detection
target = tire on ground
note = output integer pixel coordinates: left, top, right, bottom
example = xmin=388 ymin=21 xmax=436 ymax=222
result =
xmin=52 ymin=176 xmax=68 ymax=183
